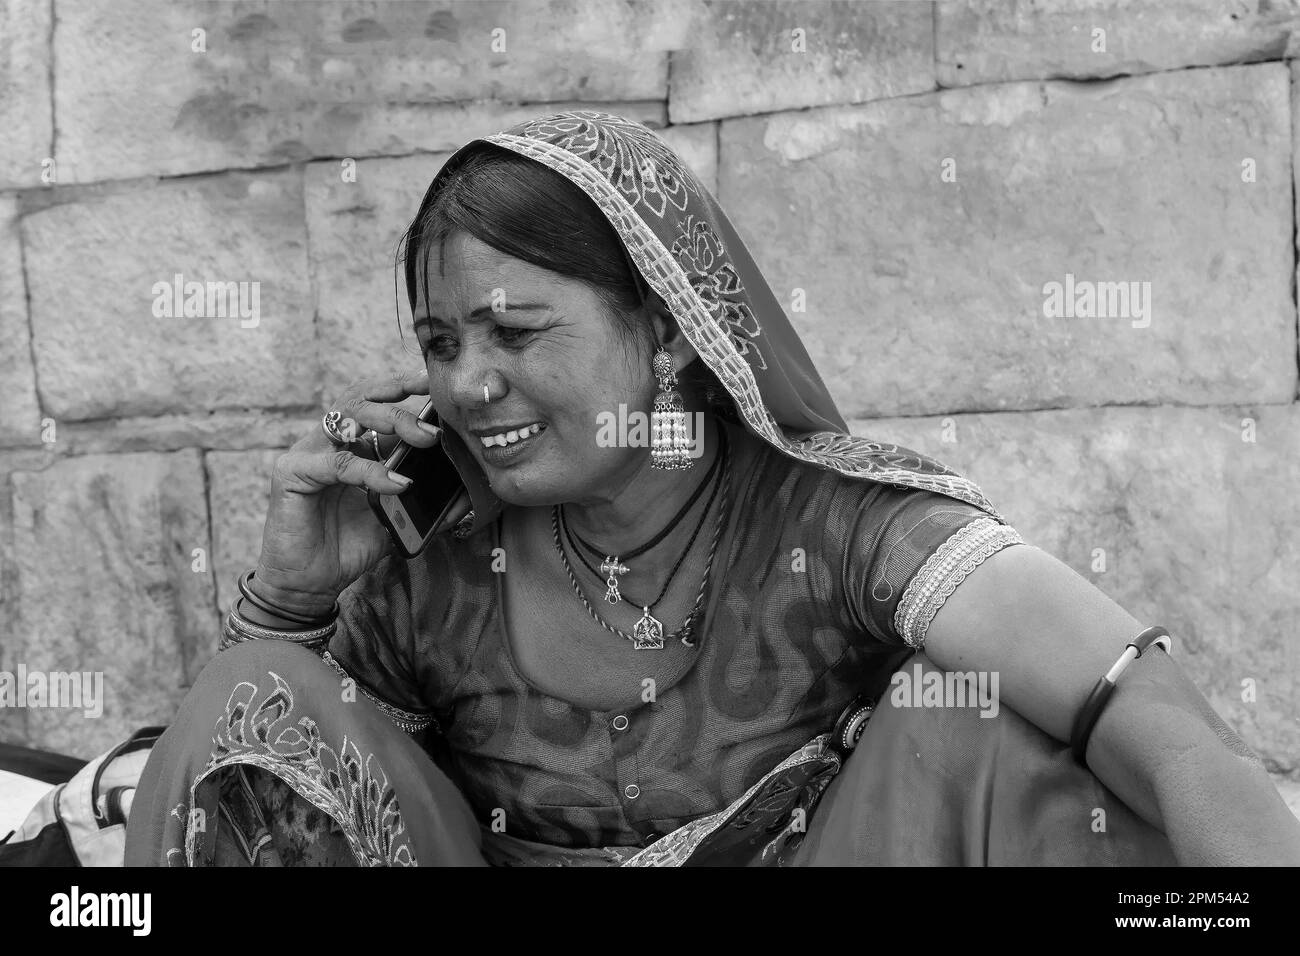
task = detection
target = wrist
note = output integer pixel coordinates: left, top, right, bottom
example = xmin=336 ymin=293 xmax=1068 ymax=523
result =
xmin=1154 ymin=740 xmax=1300 ymax=865
xmin=247 ymin=567 xmax=340 ymax=622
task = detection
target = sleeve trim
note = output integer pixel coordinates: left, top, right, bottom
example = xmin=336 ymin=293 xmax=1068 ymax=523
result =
xmin=321 ymin=651 xmax=439 ymax=735
xmin=893 ymin=518 xmax=1025 ymax=649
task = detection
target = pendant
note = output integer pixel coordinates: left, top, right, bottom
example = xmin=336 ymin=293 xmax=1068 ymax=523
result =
xmin=632 ymin=607 xmax=665 ymax=650
xmin=600 ymin=556 xmax=629 ymax=605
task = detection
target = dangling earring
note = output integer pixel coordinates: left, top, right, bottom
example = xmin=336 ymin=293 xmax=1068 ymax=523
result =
xmin=651 ymin=348 xmax=694 ymax=470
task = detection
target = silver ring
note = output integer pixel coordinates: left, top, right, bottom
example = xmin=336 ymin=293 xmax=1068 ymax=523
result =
xmin=361 ymin=428 xmax=383 ymax=460
xmin=321 ymin=410 xmax=349 ymax=446
xmin=483 ymin=384 xmax=491 ymax=404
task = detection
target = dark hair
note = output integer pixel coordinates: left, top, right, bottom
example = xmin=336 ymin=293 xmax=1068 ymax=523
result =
xmin=396 ymin=143 xmax=737 ymax=419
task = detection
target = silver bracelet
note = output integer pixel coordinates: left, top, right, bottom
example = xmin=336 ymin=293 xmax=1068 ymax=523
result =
xmin=221 ymin=604 xmax=336 ymax=654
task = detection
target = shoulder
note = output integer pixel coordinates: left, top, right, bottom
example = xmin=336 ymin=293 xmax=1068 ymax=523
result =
xmin=846 ymin=484 xmax=1023 ymax=648
xmin=732 ymin=421 xmax=989 ymax=537
xmin=728 ymin=425 xmax=1025 ymax=647
xmin=723 ymin=425 xmax=1023 ymax=647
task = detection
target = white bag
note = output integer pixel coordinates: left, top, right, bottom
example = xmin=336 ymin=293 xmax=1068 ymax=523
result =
xmin=3 ymin=727 xmax=162 ymax=867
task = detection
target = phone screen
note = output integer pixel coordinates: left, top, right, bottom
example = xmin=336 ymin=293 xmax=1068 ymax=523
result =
xmin=389 ymin=443 xmax=464 ymax=537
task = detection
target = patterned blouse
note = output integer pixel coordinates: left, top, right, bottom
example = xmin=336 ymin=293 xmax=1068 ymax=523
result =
xmin=327 ymin=419 xmax=1024 ymax=850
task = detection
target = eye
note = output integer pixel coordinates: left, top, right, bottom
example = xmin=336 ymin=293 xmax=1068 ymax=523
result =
xmin=424 ymin=334 xmax=459 ymax=360
xmin=494 ymin=325 xmax=536 ymax=347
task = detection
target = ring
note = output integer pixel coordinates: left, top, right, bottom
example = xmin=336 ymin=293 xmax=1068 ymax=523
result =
xmin=361 ymin=428 xmax=383 ymax=460
xmin=321 ymin=410 xmax=349 ymax=446
xmin=483 ymin=384 xmax=491 ymax=404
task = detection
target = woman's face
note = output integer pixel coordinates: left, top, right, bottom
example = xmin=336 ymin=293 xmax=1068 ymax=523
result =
xmin=413 ymin=230 xmax=656 ymax=507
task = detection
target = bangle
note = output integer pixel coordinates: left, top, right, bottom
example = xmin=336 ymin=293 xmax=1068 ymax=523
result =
xmin=221 ymin=604 xmax=336 ymax=654
xmin=1070 ymin=625 xmax=1173 ymax=767
xmin=238 ymin=569 xmax=339 ymax=628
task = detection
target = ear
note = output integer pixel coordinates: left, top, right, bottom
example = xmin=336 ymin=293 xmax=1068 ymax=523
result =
xmin=646 ymin=292 xmax=699 ymax=371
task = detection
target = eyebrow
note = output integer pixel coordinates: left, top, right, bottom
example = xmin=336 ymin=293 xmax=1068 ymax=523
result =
xmin=413 ymin=303 xmax=552 ymax=334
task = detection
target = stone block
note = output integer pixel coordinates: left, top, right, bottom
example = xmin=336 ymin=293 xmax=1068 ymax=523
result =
xmin=937 ymin=0 xmax=1300 ymax=87
xmin=306 ymin=153 xmax=449 ymax=399
xmin=0 ymin=0 xmax=53 ymax=189
xmin=4 ymin=451 xmax=215 ymax=757
xmin=670 ymin=0 xmax=935 ymax=124
xmin=22 ymin=169 xmax=316 ymax=420
xmin=205 ymin=448 xmax=283 ymax=615
xmin=54 ymin=0 xmax=674 ymax=183
xmin=0 ymin=196 xmax=42 ymax=447
xmin=720 ymin=64 xmax=1295 ymax=417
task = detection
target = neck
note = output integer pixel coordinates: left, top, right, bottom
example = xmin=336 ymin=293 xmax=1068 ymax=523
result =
xmin=563 ymin=415 xmax=724 ymax=556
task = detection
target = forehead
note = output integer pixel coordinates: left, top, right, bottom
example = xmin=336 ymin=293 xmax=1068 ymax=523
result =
xmin=414 ymin=232 xmax=563 ymax=312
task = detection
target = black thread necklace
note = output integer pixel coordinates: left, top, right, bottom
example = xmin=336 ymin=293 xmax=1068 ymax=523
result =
xmin=551 ymin=428 xmax=730 ymax=650
xmin=562 ymin=435 xmax=722 ymax=605
xmin=561 ymin=440 xmax=723 ymax=612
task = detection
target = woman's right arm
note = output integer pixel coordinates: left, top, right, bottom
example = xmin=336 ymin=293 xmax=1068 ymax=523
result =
xmin=246 ymin=367 xmax=442 ymax=621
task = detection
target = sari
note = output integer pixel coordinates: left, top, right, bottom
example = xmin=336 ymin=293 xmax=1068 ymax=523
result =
xmin=125 ymin=111 xmax=1177 ymax=866
xmin=124 ymin=639 xmax=1174 ymax=866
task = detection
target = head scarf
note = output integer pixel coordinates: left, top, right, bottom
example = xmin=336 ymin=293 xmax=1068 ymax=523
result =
xmin=423 ymin=110 xmax=1000 ymax=533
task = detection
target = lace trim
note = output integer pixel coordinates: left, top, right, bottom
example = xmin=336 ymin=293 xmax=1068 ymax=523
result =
xmin=176 ymin=671 xmax=416 ymax=867
xmin=321 ymin=651 xmax=438 ymax=735
xmin=894 ymin=518 xmax=1025 ymax=649
xmin=620 ymin=734 xmax=836 ymax=867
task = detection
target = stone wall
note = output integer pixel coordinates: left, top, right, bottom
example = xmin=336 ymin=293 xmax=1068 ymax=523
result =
xmin=0 ymin=1 xmax=1297 ymax=807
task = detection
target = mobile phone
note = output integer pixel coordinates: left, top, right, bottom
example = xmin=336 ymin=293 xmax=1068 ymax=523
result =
xmin=367 ymin=400 xmax=470 ymax=557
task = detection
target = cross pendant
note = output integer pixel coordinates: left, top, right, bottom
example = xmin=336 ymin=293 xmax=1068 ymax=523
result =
xmin=600 ymin=556 xmax=629 ymax=605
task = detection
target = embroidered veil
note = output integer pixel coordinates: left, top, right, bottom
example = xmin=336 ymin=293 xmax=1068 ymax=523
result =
xmin=413 ymin=110 xmax=1002 ymax=533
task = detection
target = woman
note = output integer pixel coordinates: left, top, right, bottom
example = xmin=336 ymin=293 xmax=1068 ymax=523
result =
xmin=125 ymin=111 xmax=1300 ymax=866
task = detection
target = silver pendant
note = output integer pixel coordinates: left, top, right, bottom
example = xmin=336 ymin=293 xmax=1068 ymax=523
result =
xmin=632 ymin=607 xmax=665 ymax=650
xmin=600 ymin=556 xmax=629 ymax=605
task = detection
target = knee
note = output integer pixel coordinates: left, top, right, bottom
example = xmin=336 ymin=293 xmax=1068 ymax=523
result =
xmin=192 ymin=639 xmax=339 ymax=696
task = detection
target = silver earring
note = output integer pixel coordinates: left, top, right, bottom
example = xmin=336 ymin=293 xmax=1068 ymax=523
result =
xmin=650 ymin=348 xmax=693 ymax=470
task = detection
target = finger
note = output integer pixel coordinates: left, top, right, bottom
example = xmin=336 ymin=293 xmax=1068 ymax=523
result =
xmin=338 ymin=397 xmax=442 ymax=448
xmin=294 ymin=411 xmax=375 ymax=455
xmin=357 ymin=367 xmax=431 ymax=404
xmin=298 ymin=369 xmax=431 ymax=454
xmin=274 ymin=448 xmax=414 ymax=496
xmin=335 ymin=367 xmax=429 ymax=406
xmin=432 ymin=492 xmax=473 ymax=534
xmin=350 ymin=429 xmax=405 ymax=464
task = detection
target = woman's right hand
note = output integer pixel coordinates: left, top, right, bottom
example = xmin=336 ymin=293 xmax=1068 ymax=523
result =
xmin=249 ymin=368 xmax=442 ymax=618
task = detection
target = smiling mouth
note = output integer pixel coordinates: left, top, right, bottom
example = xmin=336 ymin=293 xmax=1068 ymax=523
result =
xmin=477 ymin=422 xmax=545 ymax=448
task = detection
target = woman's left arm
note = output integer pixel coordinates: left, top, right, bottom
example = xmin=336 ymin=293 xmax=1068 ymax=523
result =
xmin=923 ymin=542 xmax=1300 ymax=866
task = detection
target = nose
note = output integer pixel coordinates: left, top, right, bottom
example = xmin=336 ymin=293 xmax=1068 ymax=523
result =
xmin=443 ymin=342 xmax=504 ymax=410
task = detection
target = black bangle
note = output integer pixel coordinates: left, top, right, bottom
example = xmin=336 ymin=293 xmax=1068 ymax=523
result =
xmin=238 ymin=569 xmax=339 ymax=629
xmin=1070 ymin=625 xmax=1172 ymax=767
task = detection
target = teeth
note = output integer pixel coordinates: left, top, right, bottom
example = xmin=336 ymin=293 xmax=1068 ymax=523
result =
xmin=479 ymin=423 xmax=542 ymax=448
